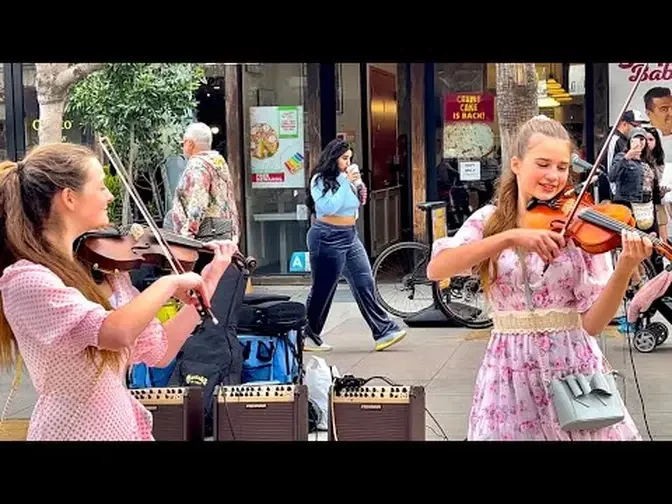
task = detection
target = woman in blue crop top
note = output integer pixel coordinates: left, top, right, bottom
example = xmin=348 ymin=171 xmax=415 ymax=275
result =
xmin=303 ymin=139 xmax=407 ymax=352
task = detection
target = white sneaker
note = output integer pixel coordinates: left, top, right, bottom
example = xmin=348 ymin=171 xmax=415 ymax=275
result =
xmin=303 ymin=337 xmax=333 ymax=352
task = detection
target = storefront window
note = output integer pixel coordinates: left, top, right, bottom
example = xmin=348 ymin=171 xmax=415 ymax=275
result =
xmin=21 ymin=64 xmax=91 ymax=151
xmin=434 ymin=63 xmax=585 ymax=230
xmin=434 ymin=63 xmax=499 ymax=231
xmin=242 ymin=63 xmax=310 ymax=274
xmin=0 ymin=64 xmax=7 ymax=160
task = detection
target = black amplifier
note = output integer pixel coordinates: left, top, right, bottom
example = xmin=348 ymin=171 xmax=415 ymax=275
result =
xmin=213 ymin=384 xmax=308 ymax=441
xmin=130 ymin=386 xmax=204 ymax=441
xmin=328 ymin=384 xmax=426 ymax=441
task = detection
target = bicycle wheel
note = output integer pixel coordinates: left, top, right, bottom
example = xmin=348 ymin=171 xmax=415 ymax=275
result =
xmin=433 ymin=274 xmax=493 ymax=329
xmin=372 ymin=241 xmax=435 ymax=318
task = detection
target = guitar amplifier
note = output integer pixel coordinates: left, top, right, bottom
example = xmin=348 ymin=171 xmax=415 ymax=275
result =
xmin=328 ymin=384 xmax=426 ymax=441
xmin=130 ymin=386 xmax=204 ymax=441
xmin=213 ymin=384 xmax=308 ymax=441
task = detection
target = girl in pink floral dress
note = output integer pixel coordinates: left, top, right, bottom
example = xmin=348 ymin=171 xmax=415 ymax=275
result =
xmin=427 ymin=116 xmax=649 ymax=441
xmin=0 ymin=143 xmax=238 ymax=441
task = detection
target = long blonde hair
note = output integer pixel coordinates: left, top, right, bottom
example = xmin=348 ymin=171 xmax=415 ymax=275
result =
xmin=478 ymin=115 xmax=575 ymax=291
xmin=0 ymin=143 xmax=126 ymax=373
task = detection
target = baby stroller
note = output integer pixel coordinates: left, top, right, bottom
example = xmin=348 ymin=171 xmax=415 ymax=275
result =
xmin=626 ymin=265 xmax=672 ymax=353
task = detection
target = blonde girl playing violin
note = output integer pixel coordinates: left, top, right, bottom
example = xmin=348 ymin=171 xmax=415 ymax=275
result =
xmin=427 ymin=116 xmax=649 ymax=441
xmin=0 ymin=143 xmax=238 ymax=441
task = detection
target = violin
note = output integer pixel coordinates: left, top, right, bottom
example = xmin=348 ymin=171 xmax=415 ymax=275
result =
xmin=522 ymin=189 xmax=672 ymax=260
xmin=93 ymin=136 xmax=255 ymax=325
xmin=75 ymin=223 xmax=257 ymax=275
xmin=521 ymin=63 xmax=672 ymax=266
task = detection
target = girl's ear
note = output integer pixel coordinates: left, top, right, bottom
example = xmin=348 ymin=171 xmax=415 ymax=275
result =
xmin=510 ymin=156 xmax=521 ymax=176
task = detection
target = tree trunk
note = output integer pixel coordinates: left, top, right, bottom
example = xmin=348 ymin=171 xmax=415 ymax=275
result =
xmin=495 ymin=63 xmax=539 ymax=169
xmin=35 ymin=63 xmax=104 ymax=145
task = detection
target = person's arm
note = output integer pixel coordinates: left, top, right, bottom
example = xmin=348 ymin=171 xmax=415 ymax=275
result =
xmin=98 ymin=273 xmax=208 ymax=351
xmin=574 ymin=232 xmax=652 ymax=336
xmin=311 ymin=174 xmax=352 ymax=215
xmin=121 ymin=277 xmax=212 ymax=369
xmin=220 ymin=159 xmax=240 ymax=244
xmin=0 ymin=262 xmax=197 ymax=357
xmin=173 ymin=161 xmax=211 ymax=239
xmin=123 ymin=240 xmax=237 ymax=368
xmin=608 ymin=152 xmax=629 ymax=182
xmin=427 ymin=231 xmax=512 ymax=280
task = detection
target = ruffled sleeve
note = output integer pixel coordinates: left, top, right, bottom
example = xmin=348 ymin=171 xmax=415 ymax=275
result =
xmin=572 ymin=248 xmax=613 ymax=313
xmin=431 ymin=204 xmax=496 ymax=259
xmin=111 ymin=273 xmax=169 ymax=367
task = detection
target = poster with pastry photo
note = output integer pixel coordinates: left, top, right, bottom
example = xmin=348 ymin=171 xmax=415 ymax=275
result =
xmin=249 ymin=105 xmax=305 ymax=188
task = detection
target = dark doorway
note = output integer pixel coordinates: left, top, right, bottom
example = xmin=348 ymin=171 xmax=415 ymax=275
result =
xmin=195 ymin=76 xmax=227 ymax=155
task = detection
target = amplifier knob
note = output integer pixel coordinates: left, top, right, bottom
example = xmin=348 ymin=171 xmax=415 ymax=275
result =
xmin=402 ymin=388 xmax=407 ymax=393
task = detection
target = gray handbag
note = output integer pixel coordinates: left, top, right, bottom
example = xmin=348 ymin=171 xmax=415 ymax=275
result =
xmin=517 ymin=249 xmax=625 ymax=432
xmin=550 ymin=370 xmax=624 ymax=431
xmin=195 ymin=217 xmax=233 ymax=241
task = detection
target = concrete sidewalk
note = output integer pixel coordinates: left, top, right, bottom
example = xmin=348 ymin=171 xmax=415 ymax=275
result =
xmin=2 ymin=284 xmax=672 ymax=440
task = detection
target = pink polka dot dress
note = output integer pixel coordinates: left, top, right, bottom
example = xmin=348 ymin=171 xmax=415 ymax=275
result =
xmin=0 ymin=260 xmax=169 ymax=441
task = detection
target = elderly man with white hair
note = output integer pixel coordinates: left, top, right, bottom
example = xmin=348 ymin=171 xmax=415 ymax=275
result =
xmin=169 ymin=122 xmax=240 ymax=244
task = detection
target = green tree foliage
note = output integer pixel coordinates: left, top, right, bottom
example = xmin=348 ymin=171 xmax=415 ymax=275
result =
xmin=67 ymin=63 xmax=205 ymax=223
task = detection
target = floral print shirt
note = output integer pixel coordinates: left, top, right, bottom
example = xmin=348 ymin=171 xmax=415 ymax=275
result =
xmin=170 ymin=150 xmax=240 ymax=243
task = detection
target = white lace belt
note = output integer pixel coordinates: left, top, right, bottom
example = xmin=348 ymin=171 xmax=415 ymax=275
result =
xmin=491 ymin=309 xmax=581 ymax=334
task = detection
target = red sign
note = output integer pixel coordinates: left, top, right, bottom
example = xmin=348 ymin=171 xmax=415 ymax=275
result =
xmin=251 ymin=173 xmax=285 ymax=183
xmin=444 ymin=93 xmax=495 ymax=122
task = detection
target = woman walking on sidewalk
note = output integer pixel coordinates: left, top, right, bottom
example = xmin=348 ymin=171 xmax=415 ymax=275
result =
xmin=303 ymin=138 xmax=406 ymax=352
xmin=427 ymin=116 xmax=644 ymax=441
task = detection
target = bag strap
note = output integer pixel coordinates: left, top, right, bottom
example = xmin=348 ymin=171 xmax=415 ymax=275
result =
xmin=516 ymin=248 xmax=614 ymax=380
xmin=516 ymin=248 xmax=535 ymax=311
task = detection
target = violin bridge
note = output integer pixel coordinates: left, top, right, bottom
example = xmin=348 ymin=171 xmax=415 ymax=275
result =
xmin=129 ymin=223 xmax=144 ymax=241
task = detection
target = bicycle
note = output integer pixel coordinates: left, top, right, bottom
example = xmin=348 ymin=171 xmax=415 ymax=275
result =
xmin=371 ymin=200 xmax=493 ymax=329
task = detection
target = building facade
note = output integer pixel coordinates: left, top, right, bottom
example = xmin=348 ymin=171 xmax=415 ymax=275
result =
xmin=2 ymin=62 xmax=617 ymax=282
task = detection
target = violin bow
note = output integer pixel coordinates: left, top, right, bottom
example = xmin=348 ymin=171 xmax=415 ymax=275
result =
xmin=98 ymin=135 xmax=219 ymax=325
xmin=559 ymin=63 xmax=650 ymax=236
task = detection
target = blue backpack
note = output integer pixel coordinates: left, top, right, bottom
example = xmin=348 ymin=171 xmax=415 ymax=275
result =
xmin=128 ymin=359 xmax=177 ymax=389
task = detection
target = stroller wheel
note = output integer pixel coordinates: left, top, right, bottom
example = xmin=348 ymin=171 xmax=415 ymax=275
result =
xmin=633 ymin=328 xmax=657 ymax=353
xmin=647 ymin=322 xmax=669 ymax=346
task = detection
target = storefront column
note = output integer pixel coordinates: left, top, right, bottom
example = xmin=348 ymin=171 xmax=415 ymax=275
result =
xmin=304 ymin=64 xmax=322 ymax=179
xmin=4 ymin=63 xmax=25 ymax=161
xmin=223 ymin=63 xmax=246 ymax=250
xmin=410 ymin=63 xmax=426 ymax=241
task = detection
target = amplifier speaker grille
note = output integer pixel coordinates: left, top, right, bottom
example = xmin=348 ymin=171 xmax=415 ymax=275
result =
xmin=130 ymin=386 xmax=203 ymax=441
xmin=214 ymin=384 xmax=308 ymax=441
xmin=328 ymin=385 xmax=425 ymax=441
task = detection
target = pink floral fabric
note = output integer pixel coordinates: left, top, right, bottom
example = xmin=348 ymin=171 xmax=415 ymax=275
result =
xmin=432 ymin=205 xmax=641 ymax=441
xmin=0 ymin=260 xmax=168 ymax=441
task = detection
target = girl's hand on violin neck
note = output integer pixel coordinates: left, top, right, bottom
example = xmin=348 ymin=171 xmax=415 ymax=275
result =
xmin=617 ymin=230 xmax=653 ymax=272
xmin=200 ymin=239 xmax=239 ymax=292
xmin=171 ymin=272 xmax=211 ymax=310
xmin=506 ymin=229 xmax=566 ymax=262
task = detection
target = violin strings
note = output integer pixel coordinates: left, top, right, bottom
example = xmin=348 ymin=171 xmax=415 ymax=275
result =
xmin=580 ymin=208 xmax=667 ymax=249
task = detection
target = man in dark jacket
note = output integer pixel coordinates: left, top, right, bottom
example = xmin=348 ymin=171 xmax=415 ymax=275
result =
xmin=602 ymin=110 xmax=648 ymax=200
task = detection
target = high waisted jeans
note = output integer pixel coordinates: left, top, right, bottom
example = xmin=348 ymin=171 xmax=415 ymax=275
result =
xmin=305 ymin=220 xmax=400 ymax=341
